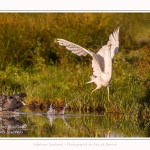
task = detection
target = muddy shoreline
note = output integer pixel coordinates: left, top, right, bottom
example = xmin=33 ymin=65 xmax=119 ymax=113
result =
xmin=28 ymin=101 xmax=106 ymax=114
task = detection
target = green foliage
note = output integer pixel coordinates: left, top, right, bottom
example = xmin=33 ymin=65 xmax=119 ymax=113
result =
xmin=0 ymin=13 xmax=149 ymax=70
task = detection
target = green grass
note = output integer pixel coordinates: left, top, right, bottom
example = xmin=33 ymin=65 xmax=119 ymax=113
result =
xmin=0 ymin=49 xmax=148 ymax=115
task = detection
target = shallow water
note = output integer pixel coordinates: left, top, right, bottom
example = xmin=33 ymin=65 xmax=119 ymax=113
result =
xmin=0 ymin=108 xmax=149 ymax=138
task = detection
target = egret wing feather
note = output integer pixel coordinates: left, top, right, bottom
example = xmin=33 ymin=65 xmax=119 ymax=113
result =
xmin=92 ymin=54 xmax=103 ymax=77
xmin=57 ymin=39 xmax=92 ymax=56
xmin=107 ymin=27 xmax=120 ymax=58
xmin=92 ymin=45 xmax=111 ymax=75
xmin=97 ymin=26 xmax=120 ymax=59
xmin=57 ymin=38 xmax=103 ymax=77
xmin=108 ymin=27 xmax=120 ymax=45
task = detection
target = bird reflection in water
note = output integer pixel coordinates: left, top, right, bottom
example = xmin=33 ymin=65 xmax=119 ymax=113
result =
xmin=46 ymin=103 xmax=68 ymax=126
xmin=46 ymin=102 xmax=92 ymax=133
xmin=0 ymin=115 xmax=27 ymax=135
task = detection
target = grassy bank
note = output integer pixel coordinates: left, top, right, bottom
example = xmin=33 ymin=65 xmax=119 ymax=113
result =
xmin=0 ymin=48 xmax=148 ymax=115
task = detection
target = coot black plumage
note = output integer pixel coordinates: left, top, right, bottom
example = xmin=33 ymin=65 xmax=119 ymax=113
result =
xmin=0 ymin=93 xmax=26 ymax=112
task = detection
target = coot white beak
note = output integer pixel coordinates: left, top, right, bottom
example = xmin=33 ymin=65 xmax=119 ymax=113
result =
xmin=22 ymin=101 xmax=26 ymax=105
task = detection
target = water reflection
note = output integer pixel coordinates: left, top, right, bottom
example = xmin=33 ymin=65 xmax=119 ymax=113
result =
xmin=45 ymin=113 xmax=124 ymax=137
xmin=0 ymin=110 xmax=148 ymax=137
xmin=0 ymin=115 xmax=27 ymax=135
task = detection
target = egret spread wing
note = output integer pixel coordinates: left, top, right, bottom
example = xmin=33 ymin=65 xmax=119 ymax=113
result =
xmin=97 ymin=26 xmax=120 ymax=59
xmin=107 ymin=27 xmax=120 ymax=58
xmin=57 ymin=38 xmax=103 ymax=77
xmin=108 ymin=27 xmax=120 ymax=46
xmin=92 ymin=45 xmax=110 ymax=75
xmin=57 ymin=39 xmax=92 ymax=56
xmin=92 ymin=53 xmax=104 ymax=76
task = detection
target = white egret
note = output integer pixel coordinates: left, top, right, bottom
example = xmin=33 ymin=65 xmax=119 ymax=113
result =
xmin=57 ymin=26 xmax=121 ymax=111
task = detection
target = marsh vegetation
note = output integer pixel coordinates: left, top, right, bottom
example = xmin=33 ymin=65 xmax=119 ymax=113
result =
xmin=0 ymin=13 xmax=150 ymax=118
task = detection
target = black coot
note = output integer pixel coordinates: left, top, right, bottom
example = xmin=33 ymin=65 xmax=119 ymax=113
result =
xmin=0 ymin=93 xmax=26 ymax=112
